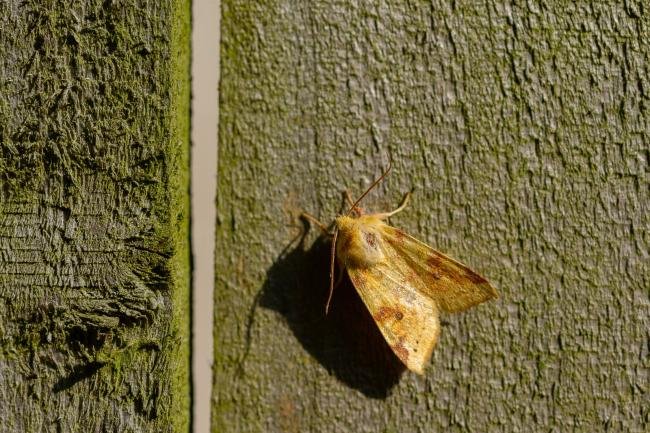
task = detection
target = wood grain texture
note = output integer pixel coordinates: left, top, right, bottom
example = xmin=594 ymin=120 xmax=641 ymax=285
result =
xmin=214 ymin=1 xmax=649 ymax=432
xmin=0 ymin=1 xmax=191 ymax=432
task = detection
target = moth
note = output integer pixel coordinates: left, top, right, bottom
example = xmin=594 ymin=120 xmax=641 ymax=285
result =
xmin=302 ymin=162 xmax=498 ymax=374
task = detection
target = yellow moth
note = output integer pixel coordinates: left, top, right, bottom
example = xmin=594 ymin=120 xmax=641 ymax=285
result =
xmin=302 ymin=162 xmax=498 ymax=374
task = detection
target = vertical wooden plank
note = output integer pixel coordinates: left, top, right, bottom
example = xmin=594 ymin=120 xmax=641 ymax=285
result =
xmin=0 ymin=0 xmax=191 ymax=431
xmin=214 ymin=1 xmax=648 ymax=432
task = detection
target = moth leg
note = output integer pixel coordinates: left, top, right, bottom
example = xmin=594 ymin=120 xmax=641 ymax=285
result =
xmin=300 ymin=212 xmax=333 ymax=236
xmin=325 ymin=228 xmax=339 ymax=314
xmin=374 ymin=190 xmax=411 ymax=219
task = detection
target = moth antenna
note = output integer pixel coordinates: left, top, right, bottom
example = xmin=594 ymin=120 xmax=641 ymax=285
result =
xmin=342 ymin=191 xmax=362 ymax=216
xmin=325 ymin=227 xmax=338 ymax=314
xmin=346 ymin=158 xmax=392 ymax=216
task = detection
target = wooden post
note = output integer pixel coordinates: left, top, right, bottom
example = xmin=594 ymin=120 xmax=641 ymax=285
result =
xmin=214 ymin=1 xmax=648 ymax=432
xmin=0 ymin=1 xmax=191 ymax=431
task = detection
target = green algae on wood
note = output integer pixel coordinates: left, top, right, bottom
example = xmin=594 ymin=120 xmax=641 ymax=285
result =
xmin=0 ymin=0 xmax=191 ymax=431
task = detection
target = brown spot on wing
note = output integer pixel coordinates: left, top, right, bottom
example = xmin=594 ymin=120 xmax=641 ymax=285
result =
xmin=428 ymin=253 xmax=465 ymax=283
xmin=465 ymin=269 xmax=488 ymax=284
xmin=430 ymin=270 xmax=442 ymax=281
xmin=427 ymin=254 xmax=452 ymax=282
xmin=364 ymin=231 xmax=378 ymax=248
xmin=349 ymin=273 xmax=363 ymax=286
xmin=391 ymin=337 xmax=409 ymax=362
xmin=404 ymin=271 xmax=419 ymax=284
xmin=429 ymin=253 xmax=488 ymax=285
xmin=427 ymin=254 xmax=444 ymax=269
xmin=374 ymin=306 xmax=404 ymax=322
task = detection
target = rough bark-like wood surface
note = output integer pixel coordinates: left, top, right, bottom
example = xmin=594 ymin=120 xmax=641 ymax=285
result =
xmin=0 ymin=1 xmax=191 ymax=432
xmin=214 ymin=1 xmax=649 ymax=432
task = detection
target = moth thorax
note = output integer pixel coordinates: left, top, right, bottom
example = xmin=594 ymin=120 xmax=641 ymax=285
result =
xmin=336 ymin=216 xmax=385 ymax=268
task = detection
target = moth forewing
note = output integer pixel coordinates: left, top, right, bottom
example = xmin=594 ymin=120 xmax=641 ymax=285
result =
xmin=346 ymin=263 xmax=441 ymax=375
xmin=379 ymin=224 xmax=498 ymax=313
xmin=335 ymin=213 xmax=497 ymax=374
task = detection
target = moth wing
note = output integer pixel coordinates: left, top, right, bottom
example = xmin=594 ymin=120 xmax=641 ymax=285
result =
xmin=346 ymin=264 xmax=441 ymax=375
xmin=380 ymin=224 xmax=498 ymax=313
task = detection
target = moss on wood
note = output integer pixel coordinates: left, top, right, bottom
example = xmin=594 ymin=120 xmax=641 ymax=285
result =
xmin=0 ymin=1 xmax=191 ymax=431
